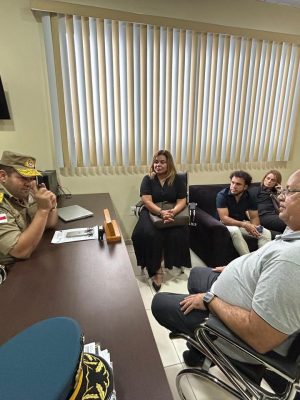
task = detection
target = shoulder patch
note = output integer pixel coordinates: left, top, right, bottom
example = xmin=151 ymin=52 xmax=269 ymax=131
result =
xmin=0 ymin=193 xmax=3 ymax=203
xmin=0 ymin=213 xmax=8 ymax=223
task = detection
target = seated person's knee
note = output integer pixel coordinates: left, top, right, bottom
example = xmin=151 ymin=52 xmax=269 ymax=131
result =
xmin=229 ymin=226 xmax=242 ymax=237
xmin=151 ymin=293 xmax=165 ymax=320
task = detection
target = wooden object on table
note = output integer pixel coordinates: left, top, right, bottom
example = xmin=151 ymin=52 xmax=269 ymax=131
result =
xmin=103 ymin=208 xmax=121 ymax=243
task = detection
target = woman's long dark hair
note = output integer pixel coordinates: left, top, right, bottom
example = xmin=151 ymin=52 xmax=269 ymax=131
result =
xmin=149 ymin=150 xmax=177 ymax=185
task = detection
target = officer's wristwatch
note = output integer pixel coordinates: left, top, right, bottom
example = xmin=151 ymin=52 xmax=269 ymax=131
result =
xmin=203 ymin=291 xmax=216 ymax=310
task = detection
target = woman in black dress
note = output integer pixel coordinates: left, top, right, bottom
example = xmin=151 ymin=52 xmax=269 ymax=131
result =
xmin=255 ymin=169 xmax=286 ymax=233
xmin=132 ymin=150 xmax=191 ymax=292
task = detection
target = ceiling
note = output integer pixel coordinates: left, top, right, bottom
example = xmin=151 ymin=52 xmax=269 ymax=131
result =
xmin=259 ymin=0 xmax=300 ymax=7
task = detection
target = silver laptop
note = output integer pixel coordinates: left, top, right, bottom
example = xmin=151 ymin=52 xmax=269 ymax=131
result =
xmin=57 ymin=205 xmax=94 ymax=222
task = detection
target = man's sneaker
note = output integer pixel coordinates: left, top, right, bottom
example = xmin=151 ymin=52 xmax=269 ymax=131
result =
xmin=183 ymin=349 xmax=205 ymax=367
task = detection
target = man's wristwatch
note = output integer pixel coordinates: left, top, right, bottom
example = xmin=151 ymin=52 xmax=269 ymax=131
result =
xmin=203 ymin=291 xmax=216 ymax=310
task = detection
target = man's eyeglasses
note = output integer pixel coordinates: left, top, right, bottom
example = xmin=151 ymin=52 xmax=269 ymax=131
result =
xmin=276 ymin=187 xmax=300 ymax=196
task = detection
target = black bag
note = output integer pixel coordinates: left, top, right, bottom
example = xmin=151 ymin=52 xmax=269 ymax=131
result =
xmin=149 ymin=201 xmax=189 ymax=229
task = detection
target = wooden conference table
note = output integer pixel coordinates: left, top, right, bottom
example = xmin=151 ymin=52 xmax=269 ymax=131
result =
xmin=0 ymin=193 xmax=173 ymax=400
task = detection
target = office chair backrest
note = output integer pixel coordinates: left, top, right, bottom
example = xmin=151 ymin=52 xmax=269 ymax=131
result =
xmin=177 ymin=171 xmax=188 ymax=204
xmin=135 ymin=171 xmax=188 ymax=217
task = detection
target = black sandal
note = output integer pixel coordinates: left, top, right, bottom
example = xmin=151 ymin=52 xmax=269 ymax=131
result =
xmin=152 ymin=270 xmax=163 ymax=292
xmin=152 ymin=281 xmax=161 ymax=292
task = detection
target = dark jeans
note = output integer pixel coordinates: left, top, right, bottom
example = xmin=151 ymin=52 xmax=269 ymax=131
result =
xmin=151 ymin=267 xmax=220 ymax=337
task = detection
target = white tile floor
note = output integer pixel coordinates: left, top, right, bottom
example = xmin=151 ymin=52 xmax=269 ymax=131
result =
xmin=126 ymin=244 xmax=238 ymax=400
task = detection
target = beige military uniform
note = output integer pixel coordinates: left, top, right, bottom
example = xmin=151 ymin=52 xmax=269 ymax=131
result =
xmin=0 ymin=184 xmax=37 ymax=265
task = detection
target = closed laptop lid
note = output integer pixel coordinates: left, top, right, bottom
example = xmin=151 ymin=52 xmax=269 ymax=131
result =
xmin=57 ymin=205 xmax=94 ymax=222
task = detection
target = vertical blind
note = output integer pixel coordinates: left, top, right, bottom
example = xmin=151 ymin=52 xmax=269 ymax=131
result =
xmin=42 ymin=13 xmax=300 ymax=172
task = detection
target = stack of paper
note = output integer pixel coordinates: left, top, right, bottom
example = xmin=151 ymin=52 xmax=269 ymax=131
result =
xmin=51 ymin=226 xmax=98 ymax=244
xmin=84 ymin=342 xmax=117 ymax=400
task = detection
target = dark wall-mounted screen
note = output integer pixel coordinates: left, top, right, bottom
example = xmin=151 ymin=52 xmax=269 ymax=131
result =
xmin=0 ymin=77 xmax=10 ymax=120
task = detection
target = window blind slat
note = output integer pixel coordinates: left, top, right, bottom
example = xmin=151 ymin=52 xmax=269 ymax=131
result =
xmin=175 ymin=29 xmax=185 ymax=164
xmin=164 ymin=28 xmax=173 ymax=151
xmin=186 ymin=31 xmax=197 ymax=164
xmin=96 ymin=19 xmax=110 ymax=166
xmin=126 ymin=23 xmax=135 ymax=165
xmin=82 ymin=16 xmax=97 ymax=166
xmin=52 ymin=14 xmax=71 ymax=167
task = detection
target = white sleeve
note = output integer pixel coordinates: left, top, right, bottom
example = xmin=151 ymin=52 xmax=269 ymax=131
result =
xmin=252 ymin=258 xmax=300 ymax=335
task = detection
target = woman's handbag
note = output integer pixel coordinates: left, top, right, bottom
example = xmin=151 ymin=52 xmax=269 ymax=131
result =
xmin=149 ymin=201 xmax=189 ymax=229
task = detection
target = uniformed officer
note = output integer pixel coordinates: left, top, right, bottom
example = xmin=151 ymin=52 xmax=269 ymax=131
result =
xmin=0 ymin=150 xmax=58 ymax=265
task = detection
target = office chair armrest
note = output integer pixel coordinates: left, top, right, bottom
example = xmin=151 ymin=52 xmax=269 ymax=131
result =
xmin=200 ymin=316 xmax=300 ymax=380
xmin=134 ymin=200 xmax=144 ymax=217
xmin=188 ymin=202 xmax=197 ymax=225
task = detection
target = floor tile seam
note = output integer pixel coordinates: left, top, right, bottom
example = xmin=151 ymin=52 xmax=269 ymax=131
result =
xmin=162 ymin=339 xmax=183 ymax=368
xmin=172 ymin=344 xmax=185 ymax=363
xmin=170 ymin=368 xmax=198 ymax=400
xmin=164 ymin=361 xmax=187 ymax=369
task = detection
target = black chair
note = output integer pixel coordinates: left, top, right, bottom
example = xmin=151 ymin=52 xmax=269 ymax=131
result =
xmin=135 ymin=172 xmax=196 ymax=224
xmin=188 ymin=183 xmax=280 ymax=267
xmin=188 ymin=183 xmax=260 ymax=267
xmin=170 ymin=316 xmax=300 ymax=400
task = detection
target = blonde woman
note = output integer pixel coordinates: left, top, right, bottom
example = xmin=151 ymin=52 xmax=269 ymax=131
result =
xmin=254 ymin=170 xmax=286 ymax=233
xmin=132 ymin=150 xmax=191 ymax=292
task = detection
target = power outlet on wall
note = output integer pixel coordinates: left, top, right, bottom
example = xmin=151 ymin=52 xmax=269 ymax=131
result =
xmin=129 ymin=206 xmax=136 ymax=216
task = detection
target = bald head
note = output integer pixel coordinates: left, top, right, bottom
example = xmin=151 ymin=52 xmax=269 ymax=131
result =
xmin=288 ymin=169 xmax=300 ymax=182
xmin=279 ymin=170 xmax=300 ymax=231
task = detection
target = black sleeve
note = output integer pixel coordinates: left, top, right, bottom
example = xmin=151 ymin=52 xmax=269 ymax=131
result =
xmin=140 ymin=175 xmax=152 ymax=196
xmin=216 ymin=190 xmax=227 ymax=208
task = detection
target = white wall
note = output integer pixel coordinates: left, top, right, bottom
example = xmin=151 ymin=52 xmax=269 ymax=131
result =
xmin=0 ymin=0 xmax=300 ymax=238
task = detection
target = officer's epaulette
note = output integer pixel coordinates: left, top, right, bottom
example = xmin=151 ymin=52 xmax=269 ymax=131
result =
xmin=0 ymin=192 xmax=4 ymax=203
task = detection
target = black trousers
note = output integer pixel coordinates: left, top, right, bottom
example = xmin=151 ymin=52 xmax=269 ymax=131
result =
xmin=132 ymin=208 xmax=191 ymax=277
xmin=260 ymin=213 xmax=286 ymax=233
xmin=151 ymin=267 xmax=220 ymax=336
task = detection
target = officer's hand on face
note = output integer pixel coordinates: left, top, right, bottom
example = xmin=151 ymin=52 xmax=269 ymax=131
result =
xmin=31 ymin=181 xmax=55 ymax=211
xmin=49 ymin=192 xmax=57 ymax=209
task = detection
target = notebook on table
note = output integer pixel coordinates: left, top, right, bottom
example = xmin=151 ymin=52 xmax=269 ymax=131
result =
xmin=57 ymin=205 xmax=94 ymax=222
